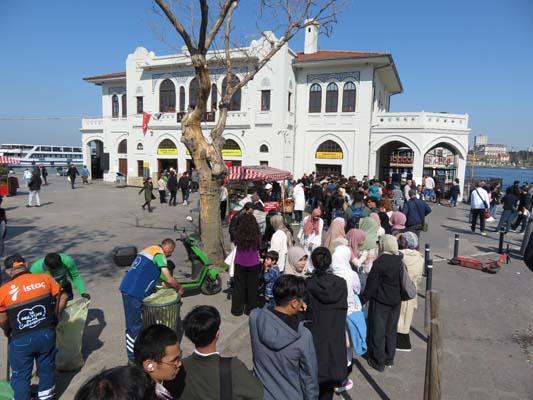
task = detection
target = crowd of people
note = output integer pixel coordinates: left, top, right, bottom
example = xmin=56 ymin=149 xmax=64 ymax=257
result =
xmin=1 ymin=169 xmax=532 ymax=400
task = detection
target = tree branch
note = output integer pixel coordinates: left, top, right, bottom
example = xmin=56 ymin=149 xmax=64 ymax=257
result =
xmin=154 ymin=0 xmax=197 ymax=53
xmin=198 ymin=0 xmax=209 ymax=52
xmin=205 ymin=0 xmax=236 ymax=50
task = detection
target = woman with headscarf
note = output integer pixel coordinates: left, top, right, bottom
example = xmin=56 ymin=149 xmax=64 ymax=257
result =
xmin=346 ymin=228 xmax=366 ymax=268
xmin=268 ymin=215 xmax=293 ymax=272
xmin=390 ymin=211 xmax=407 ymax=237
xmin=322 ymin=217 xmax=346 ymax=253
xmin=397 ymin=232 xmax=424 ymax=351
xmin=369 ymin=213 xmax=385 ymax=239
xmin=292 ymin=181 xmax=306 ymax=223
xmin=331 ymin=239 xmax=361 ymax=314
xmin=360 ymin=235 xmax=403 ymax=372
xmin=358 ymin=216 xmax=379 ymax=273
xmin=297 ymin=208 xmax=324 ymax=272
xmin=378 ymin=212 xmax=392 ymax=235
xmin=284 ymin=246 xmax=308 ymax=277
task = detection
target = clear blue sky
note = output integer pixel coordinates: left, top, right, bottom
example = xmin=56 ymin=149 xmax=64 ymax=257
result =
xmin=1 ymin=0 xmax=532 ymax=149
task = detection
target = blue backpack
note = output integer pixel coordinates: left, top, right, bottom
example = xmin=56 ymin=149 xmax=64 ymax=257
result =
xmin=349 ymin=205 xmax=365 ymax=229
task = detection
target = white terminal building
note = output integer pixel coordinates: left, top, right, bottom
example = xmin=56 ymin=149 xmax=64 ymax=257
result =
xmin=81 ymin=25 xmax=469 ymax=189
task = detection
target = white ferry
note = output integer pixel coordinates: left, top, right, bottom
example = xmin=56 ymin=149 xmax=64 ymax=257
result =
xmin=0 ymin=143 xmax=83 ymax=167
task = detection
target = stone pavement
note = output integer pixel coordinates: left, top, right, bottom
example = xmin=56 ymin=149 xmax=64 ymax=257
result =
xmin=0 ymin=175 xmax=531 ymax=399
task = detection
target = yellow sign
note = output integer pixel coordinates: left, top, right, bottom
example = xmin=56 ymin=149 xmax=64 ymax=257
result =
xmin=143 ymin=161 xmax=149 ymax=168
xmin=316 ymin=151 xmax=343 ymax=159
xmin=157 ymin=148 xmax=178 ymax=155
xmin=222 ymin=149 xmax=242 ymax=157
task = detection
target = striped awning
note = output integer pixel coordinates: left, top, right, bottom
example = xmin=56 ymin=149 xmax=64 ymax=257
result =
xmin=0 ymin=156 xmax=20 ymax=164
xmin=226 ymin=165 xmax=292 ymax=182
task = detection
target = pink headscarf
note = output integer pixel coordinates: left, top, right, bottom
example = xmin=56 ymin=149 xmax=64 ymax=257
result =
xmin=370 ymin=213 xmax=380 ymax=224
xmin=346 ymin=228 xmax=366 ymax=259
xmin=391 ymin=211 xmax=407 ymax=230
xmin=304 ymin=208 xmax=322 ymax=236
xmin=323 ymin=217 xmax=346 ymax=251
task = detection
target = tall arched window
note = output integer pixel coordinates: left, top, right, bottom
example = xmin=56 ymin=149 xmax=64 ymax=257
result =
xmin=121 ymin=94 xmax=127 ymax=117
xmin=112 ymin=95 xmax=119 ymax=118
xmin=342 ymin=82 xmax=356 ymax=112
xmin=189 ymin=78 xmax=200 ymax=109
xmin=179 ymin=87 xmax=185 ymax=112
xmin=308 ymin=83 xmax=322 ymax=113
xmin=211 ymin=84 xmax=218 ymax=111
xmin=325 ymin=83 xmax=338 ymax=113
xmin=316 ymin=140 xmax=343 ymax=159
xmin=159 ymin=79 xmax=176 ymax=112
xmin=117 ymin=139 xmax=127 ymax=154
xmin=222 ymin=74 xmax=241 ymax=111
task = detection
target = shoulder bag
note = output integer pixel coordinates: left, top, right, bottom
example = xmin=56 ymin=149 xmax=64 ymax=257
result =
xmin=220 ymin=357 xmax=233 ymax=400
xmin=400 ymin=262 xmax=417 ymax=301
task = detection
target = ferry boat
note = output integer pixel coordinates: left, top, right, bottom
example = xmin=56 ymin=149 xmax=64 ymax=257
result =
xmin=0 ymin=143 xmax=83 ymax=167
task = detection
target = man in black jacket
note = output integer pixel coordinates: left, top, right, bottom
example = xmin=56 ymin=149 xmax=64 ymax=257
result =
xmin=179 ymin=172 xmax=191 ymax=206
xmin=67 ymin=164 xmax=79 ymax=189
xmin=167 ymin=171 xmax=178 ymax=206
xmin=27 ymin=170 xmax=42 ymax=207
xmin=403 ymin=190 xmax=432 ymax=237
xmin=172 ymin=305 xmax=263 ymax=399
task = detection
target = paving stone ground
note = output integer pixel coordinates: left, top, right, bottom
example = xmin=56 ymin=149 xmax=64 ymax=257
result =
xmin=0 ymin=175 xmax=531 ymax=399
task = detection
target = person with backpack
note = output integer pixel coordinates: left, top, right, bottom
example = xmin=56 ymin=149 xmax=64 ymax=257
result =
xmin=177 ymin=306 xmax=263 ymax=399
xmin=468 ymin=182 xmax=490 ymax=236
xmin=403 ymin=190 xmax=432 ymax=237
xmin=345 ymin=191 xmax=371 ymax=230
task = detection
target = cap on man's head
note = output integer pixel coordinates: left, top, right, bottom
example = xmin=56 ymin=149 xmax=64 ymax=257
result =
xmin=4 ymin=254 xmax=26 ymax=270
xmin=265 ymin=183 xmax=272 ymax=190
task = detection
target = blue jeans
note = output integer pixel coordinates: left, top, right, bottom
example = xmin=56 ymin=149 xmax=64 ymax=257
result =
xmin=490 ymin=203 xmax=497 ymax=218
xmin=181 ymin=189 xmax=190 ymax=203
xmin=122 ymin=293 xmax=143 ymax=361
xmin=450 ymin=194 xmax=458 ymax=207
xmin=496 ymin=209 xmax=514 ymax=232
xmin=9 ymin=328 xmax=56 ymax=400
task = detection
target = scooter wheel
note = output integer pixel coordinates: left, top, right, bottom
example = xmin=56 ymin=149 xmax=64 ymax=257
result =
xmin=201 ymin=275 xmax=222 ymax=295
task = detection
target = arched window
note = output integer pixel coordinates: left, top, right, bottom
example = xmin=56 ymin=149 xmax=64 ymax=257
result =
xmin=222 ymin=138 xmax=242 ymax=157
xmin=325 ymin=83 xmax=338 ymax=113
xmin=308 ymin=83 xmax=322 ymax=113
xmin=179 ymin=87 xmax=185 ymax=112
xmin=189 ymin=78 xmax=199 ymax=109
xmin=112 ymin=95 xmax=119 ymax=118
xmin=259 ymin=144 xmax=269 ymax=153
xmin=222 ymin=74 xmax=241 ymax=111
xmin=137 ymin=143 xmax=144 ymax=151
xmin=159 ymin=79 xmax=176 ymax=112
xmin=316 ymin=140 xmax=343 ymax=159
xmin=342 ymin=82 xmax=356 ymax=112
xmin=117 ymin=139 xmax=127 ymax=154
xmin=211 ymin=84 xmax=218 ymax=111
xmin=158 ymin=139 xmax=177 ymax=150
xmin=121 ymin=94 xmax=127 ymax=117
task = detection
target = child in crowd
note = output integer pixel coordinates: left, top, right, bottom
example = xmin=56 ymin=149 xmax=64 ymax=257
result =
xmin=262 ymin=250 xmax=280 ymax=307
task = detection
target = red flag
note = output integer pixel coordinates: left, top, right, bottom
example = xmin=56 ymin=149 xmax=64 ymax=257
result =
xmin=142 ymin=112 xmax=151 ymax=134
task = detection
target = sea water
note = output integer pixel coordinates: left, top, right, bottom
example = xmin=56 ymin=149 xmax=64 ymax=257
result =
xmin=467 ymin=166 xmax=533 ymax=188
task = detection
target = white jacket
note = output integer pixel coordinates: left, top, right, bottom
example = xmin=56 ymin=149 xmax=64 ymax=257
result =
xmin=470 ymin=187 xmax=490 ymax=209
xmin=269 ymin=230 xmax=288 ymax=272
xmin=293 ymin=184 xmax=306 ymax=211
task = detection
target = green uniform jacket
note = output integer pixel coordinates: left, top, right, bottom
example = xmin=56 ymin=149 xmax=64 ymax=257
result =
xmin=30 ymin=253 xmax=87 ymax=295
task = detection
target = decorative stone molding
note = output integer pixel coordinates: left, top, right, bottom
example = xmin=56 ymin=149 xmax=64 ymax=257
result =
xmin=307 ymin=71 xmax=360 ymax=84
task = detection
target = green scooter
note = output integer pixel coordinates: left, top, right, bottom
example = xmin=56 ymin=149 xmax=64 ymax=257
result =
xmin=171 ymin=229 xmax=222 ymax=297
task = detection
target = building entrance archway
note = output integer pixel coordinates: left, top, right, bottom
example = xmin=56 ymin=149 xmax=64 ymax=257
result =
xmin=157 ymin=138 xmax=178 ymax=173
xmin=423 ymin=142 xmax=461 ymax=196
xmin=376 ymin=141 xmax=414 ymax=182
xmin=87 ymin=139 xmax=104 ymax=179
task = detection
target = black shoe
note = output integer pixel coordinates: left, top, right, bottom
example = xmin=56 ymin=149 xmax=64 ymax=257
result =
xmin=396 ymin=333 xmax=412 ymax=351
xmin=26 ymin=205 xmax=32 ymax=208
xmin=367 ymin=358 xmax=385 ymax=372
xmin=385 ymin=360 xmax=394 ymax=368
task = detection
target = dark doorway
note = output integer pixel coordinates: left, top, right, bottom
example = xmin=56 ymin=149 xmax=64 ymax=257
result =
xmin=315 ymin=164 xmax=341 ymax=177
xmin=118 ymin=158 xmax=128 ymax=176
xmin=377 ymin=141 xmax=413 ymax=181
xmin=89 ymin=140 xmax=104 ymax=179
xmin=158 ymin=158 xmax=178 ymax=172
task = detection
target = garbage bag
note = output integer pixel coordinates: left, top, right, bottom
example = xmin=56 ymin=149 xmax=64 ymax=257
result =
xmin=142 ymin=289 xmax=180 ymax=331
xmin=56 ymin=297 xmax=90 ymax=371
xmin=0 ymin=381 xmax=13 ymax=400
xmin=144 ymin=288 xmax=178 ymax=305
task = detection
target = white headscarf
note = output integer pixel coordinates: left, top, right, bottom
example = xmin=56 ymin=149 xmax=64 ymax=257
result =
xmin=331 ymin=244 xmax=361 ymax=313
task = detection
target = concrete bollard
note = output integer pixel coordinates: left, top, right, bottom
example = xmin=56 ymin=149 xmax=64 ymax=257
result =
xmin=453 ymin=234 xmax=459 ymax=258
xmin=498 ymin=230 xmax=506 ymax=254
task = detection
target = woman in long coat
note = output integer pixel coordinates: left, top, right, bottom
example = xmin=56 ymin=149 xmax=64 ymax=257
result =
xmin=292 ymin=182 xmax=306 ymax=223
xmin=397 ymin=232 xmax=424 ymax=351
xmin=139 ymin=178 xmax=154 ymax=212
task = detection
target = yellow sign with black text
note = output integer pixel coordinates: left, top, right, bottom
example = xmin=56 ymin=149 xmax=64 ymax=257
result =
xmin=157 ymin=148 xmax=178 ymax=155
xmin=222 ymin=149 xmax=242 ymax=157
xmin=316 ymin=151 xmax=343 ymax=159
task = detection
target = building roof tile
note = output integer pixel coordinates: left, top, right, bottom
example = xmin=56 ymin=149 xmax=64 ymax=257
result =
xmin=83 ymin=71 xmax=126 ymax=81
xmin=294 ymin=50 xmax=389 ymax=62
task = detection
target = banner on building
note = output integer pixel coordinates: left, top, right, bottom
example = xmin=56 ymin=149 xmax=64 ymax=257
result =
xmin=142 ymin=112 xmax=151 ymax=134
xmin=316 ymin=151 xmax=343 ymax=159
xmin=222 ymin=149 xmax=242 ymax=157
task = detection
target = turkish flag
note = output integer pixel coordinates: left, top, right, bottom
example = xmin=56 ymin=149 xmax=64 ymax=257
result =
xmin=142 ymin=112 xmax=151 ymax=134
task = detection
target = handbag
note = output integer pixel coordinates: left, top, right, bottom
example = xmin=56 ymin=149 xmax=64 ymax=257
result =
xmin=400 ymin=263 xmax=417 ymax=301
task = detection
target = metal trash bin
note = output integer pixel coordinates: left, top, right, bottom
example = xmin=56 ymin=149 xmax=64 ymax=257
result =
xmin=141 ymin=290 xmax=182 ymax=337
xmin=116 ymin=173 xmax=126 ymax=188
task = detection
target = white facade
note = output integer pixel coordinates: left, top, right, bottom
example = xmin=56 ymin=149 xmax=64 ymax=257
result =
xmin=81 ymin=33 xmax=469 ymax=188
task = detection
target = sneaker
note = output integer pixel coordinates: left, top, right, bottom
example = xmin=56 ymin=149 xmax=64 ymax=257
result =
xmin=26 ymin=205 xmax=32 ymax=208
xmin=385 ymin=361 xmax=394 ymax=368
xmin=480 ymin=232 xmax=487 ymax=236
xmin=367 ymin=358 xmax=385 ymax=372
xmin=396 ymin=347 xmax=412 ymax=352
xmin=334 ymin=379 xmax=354 ymax=393
xmin=35 ymin=205 xmax=41 ymax=207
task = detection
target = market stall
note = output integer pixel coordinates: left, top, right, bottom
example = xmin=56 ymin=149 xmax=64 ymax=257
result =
xmin=226 ymin=165 xmax=293 ymax=218
xmin=0 ymin=156 xmax=20 ymax=197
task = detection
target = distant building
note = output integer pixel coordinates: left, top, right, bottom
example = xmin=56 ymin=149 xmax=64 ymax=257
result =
xmin=528 ymin=146 xmax=533 ymax=153
xmin=474 ymin=135 xmax=488 ymax=147
xmin=475 ymin=143 xmax=509 ymax=163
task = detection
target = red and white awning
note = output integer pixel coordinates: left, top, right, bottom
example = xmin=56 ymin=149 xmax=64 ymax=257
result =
xmin=226 ymin=165 xmax=292 ymax=182
xmin=0 ymin=156 xmax=20 ymax=164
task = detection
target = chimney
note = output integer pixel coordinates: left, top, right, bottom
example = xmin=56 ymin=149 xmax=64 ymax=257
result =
xmin=304 ymin=19 xmax=319 ymax=54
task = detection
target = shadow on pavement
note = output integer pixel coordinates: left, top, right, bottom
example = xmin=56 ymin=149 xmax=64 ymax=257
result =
xmin=5 ymin=225 xmax=36 ymax=239
xmin=352 ymin=358 xmax=391 ymax=400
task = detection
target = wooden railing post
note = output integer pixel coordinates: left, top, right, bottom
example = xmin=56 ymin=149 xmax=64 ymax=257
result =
xmin=424 ymin=290 xmax=441 ymax=400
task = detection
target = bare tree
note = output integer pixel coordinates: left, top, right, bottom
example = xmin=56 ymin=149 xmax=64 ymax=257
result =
xmin=153 ymin=0 xmax=340 ymax=261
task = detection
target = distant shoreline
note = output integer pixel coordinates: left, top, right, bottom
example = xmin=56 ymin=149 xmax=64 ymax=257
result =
xmin=467 ymin=165 xmax=533 ymax=170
